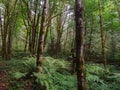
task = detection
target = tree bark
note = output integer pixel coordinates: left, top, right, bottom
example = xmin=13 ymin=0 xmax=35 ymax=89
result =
xmin=110 ymin=30 xmax=116 ymax=60
xmin=75 ymin=0 xmax=86 ymax=90
xmin=31 ymin=0 xmax=39 ymax=55
xmin=98 ymin=0 xmax=107 ymax=69
xmin=0 ymin=0 xmax=18 ymax=60
xmin=7 ymin=0 xmax=17 ymax=59
xmin=44 ymin=8 xmax=52 ymax=49
xmin=0 ymin=9 xmax=3 ymax=56
xmin=36 ymin=0 xmax=49 ymax=72
xmin=24 ymin=29 xmax=29 ymax=52
xmin=21 ymin=0 xmax=40 ymax=55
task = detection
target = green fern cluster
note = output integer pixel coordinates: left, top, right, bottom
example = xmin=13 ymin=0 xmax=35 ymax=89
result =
xmin=12 ymin=57 xmax=77 ymax=90
xmin=86 ymin=63 xmax=120 ymax=90
xmin=33 ymin=72 xmax=76 ymax=90
xmin=11 ymin=57 xmax=120 ymax=90
xmin=23 ymin=57 xmax=36 ymax=73
xmin=34 ymin=57 xmax=77 ymax=90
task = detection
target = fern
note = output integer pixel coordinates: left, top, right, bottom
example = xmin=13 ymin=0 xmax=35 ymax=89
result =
xmin=12 ymin=72 xmax=27 ymax=79
xmin=86 ymin=63 xmax=120 ymax=90
xmin=33 ymin=57 xmax=77 ymax=90
xmin=10 ymin=57 xmax=120 ymax=90
xmin=22 ymin=57 xmax=36 ymax=72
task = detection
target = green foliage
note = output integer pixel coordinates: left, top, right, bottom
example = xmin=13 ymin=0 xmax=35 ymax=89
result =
xmin=8 ymin=81 xmax=25 ymax=90
xmin=10 ymin=57 xmax=77 ymax=90
xmin=8 ymin=57 xmax=120 ymax=90
xmin=86 ymin=64 xmax=107 ymax=90
xmin=86 ymin=63 xmax=120 ymax=90
xmin=22 ymin=57 xmax=36 ymax=73
xmin=33 ymin=70 xmax=77 ymax=90
xmin=33 ymin=72 xmax=77 ymax=90
xmin=12 ymin=51 xmax=30 ymax=58
xmin=11 ymin=72 xmax=26 ymax=79
xmin=32 ymin=57 xmax=77 ymax=90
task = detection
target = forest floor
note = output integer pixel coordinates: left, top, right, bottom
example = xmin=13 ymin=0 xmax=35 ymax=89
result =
xmin=0 ymin=57 xmax=34 ymax=90
xmin=0 ymin=61 xmax=9 ymax=90
xmin=0 ymin=55 xmax=120 ymax=90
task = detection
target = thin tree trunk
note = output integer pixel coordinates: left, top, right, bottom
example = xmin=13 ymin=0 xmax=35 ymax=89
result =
xmin=36 ymin=0 xmax=49 ymax=72
xmin=24 ymin=30 xmax=29 ymax=52
xmin=88 ymin=16 xmax=93 ymax=51
xmin=34 ymin=12 xmax=40 ymax=53
xmin=55 ymin=16 xmax=62 ymax=54
xmin=63 ymin=27 xmax=69 ymax=53
xmin=0 ymin=9 xmax=3 ymax=56
xmin=7 ymin=25 xmax=12 ymax=60
xmin=31 ymin=0 xmax=38 ymax=55
xmin=49 ymin=27 xmax=55 ymax=55
xmin=83 ymin=20 xmax=87 ymax=60
xmin=75 ymin=0 xmax=86 ymax=90
xmin=28 ymin=30 xmax=31 ymax=52
xmin=110 ymin=30 xmax=116 ymax=60
xmin=21 ymin=0 xmax=40 ymax=55
xmin=44 ymin=12 xmax=52 ymax=49
xmin=7 ymin=0 xmax=17 ymax=60
xmin=98 ymin=0 xmax=107 ymax=69
xmin=87 ymin=15 xmax=94 ymax=60
xmin=2 ymin=0 xmax=9 ymax=59
xmin=21 ymin=8 xmax=30 ymax=52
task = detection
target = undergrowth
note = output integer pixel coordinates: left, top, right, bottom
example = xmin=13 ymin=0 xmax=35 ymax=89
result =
xmin=86 ymin=63 xmax=120 ymax=90
xmin=8 ymin=57 xmax=77 ymax=90
xmin=3 ymin=57 xmax=120 ymax=90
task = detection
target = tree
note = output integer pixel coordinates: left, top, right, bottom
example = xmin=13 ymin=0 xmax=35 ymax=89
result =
xmin=20 ymin=0 xmax=40 ymax=55
xmin=1 ymin=0 xmax=18 ymax=60
xmin=75 ymin=0 xmax=86 ymax=90
xmin=98 ymin=0 xmax=107 ymax=69
xmin=36 ymin=0 xmax=49 ymax=72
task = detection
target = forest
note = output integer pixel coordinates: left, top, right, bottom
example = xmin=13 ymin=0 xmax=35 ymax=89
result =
xmin=0 ymin=0 xmax=120 ymax=90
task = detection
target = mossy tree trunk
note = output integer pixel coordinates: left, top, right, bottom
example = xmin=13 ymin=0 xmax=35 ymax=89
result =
xmin=98 ymin=0 xmax=107 ymax=69
xmin=75 ymin=0 xmax=86 ymax=90
xmin=1 ymin=0 xmax=18 ymax=60
xmin=21 ymin=0 xmax=40 ymax=55
xmin=36 ymin=0 xmax=49 ymax=72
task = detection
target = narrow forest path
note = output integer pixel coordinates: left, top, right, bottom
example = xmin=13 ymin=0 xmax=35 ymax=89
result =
xmin=0 ymin=61 xmax=9 ymax=90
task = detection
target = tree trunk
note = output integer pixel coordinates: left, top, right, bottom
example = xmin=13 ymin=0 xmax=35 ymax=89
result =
xmin=49 ymin=27 xmax=55 ymax=55
xmin=63 ymin=27 xmax=69 ymax=53
xmin=36 ymin=0 xmax=49 ymax=72
xmin=44 ymin=9 xmax=52 ymax=49
xmin=87 ymin=15 xmax=94 ymax=60
xmin=98 ymin=0 xmax=107 ymax=69
xmin=7 ymin=0 xmax=17 ymax=60
xmin=24 ymin=29 xmax=29 ymax=52
xmin=1 ymin=0 xmax=10 ymax=59
xmin=0 ymin=9 xmax=3 ymax=56
xmin=75 ymin=0 xmax=86 ymax=90
xmin=31 ymin=0 xmax=39 ymax=55
xmin=110 ymin=30 xmax=116 ymax=60
xmin=21 ymin=0 xmax=40 ymax=55
xmin=0 ymin=0 xmax=18 ymax=60
xmin=55 ymin=16 xmax=62 ymax=54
